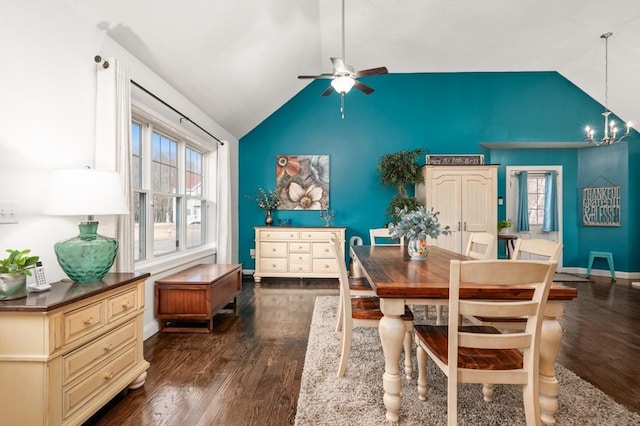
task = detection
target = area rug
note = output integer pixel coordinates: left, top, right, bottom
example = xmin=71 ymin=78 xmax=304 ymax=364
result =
xmin=295 ymin=296 xmax=640 ymax=426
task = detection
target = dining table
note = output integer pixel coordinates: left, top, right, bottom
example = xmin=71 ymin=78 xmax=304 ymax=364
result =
xmin=350 ymin=244 xmax=578 ymax=424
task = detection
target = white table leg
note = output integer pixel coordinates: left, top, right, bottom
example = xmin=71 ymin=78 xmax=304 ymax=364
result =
xmin=539 ymin=311 xmax=563 ymax=425
xmin=378 ymin=298 xmax=406 ymax=423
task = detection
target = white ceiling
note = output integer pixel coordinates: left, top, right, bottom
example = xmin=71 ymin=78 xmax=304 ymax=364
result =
xmin=70 ymin=0 xmax=640 ymax=139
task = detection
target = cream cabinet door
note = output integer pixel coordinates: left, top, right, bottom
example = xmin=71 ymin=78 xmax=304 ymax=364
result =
xmin=429 ymin=174 xmax=462 ymax=253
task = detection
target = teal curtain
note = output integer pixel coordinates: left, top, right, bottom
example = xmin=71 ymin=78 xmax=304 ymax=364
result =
xmin=542 ymin=171 xmax=558 ymax=232
xmin=516 ymin=171 xmax=529 ymax=232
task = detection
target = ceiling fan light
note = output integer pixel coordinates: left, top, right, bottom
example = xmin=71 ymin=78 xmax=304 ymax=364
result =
xmin=331 ymin=76 xmax=355 ymax=94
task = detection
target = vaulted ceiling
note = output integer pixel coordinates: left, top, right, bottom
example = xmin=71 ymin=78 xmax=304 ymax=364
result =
xmin=70 ymin=0 xmax=640 ymax=139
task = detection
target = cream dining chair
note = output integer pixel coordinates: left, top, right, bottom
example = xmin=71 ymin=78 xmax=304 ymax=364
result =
xmin=336 ymin=228 xmax=403 ymax=332
xmin=468 ymin=238 xmax=562 ymax=330
xmin=330 ymin=236 xmax=414 ymax=379
xmin=414 ymin=259 xmax=557 ymax=426
xmin=464 ymin=232 xmax=497 ymax=260
xmin=369 ymin=227 xmax=404 ymax=246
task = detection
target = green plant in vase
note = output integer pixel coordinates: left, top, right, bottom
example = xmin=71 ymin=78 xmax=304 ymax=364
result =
xmin=0 ymin=249 xmax=39 ymax=300
xmin=255 ymin=186 xmax=280 ymax=226
xmin=498 ymin=219 xmax=514 ymax=234
xmin=388 ymin=207 xmax=450 ymax=260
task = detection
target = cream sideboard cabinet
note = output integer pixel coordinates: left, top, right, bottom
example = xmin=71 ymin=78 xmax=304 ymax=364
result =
xmin=254 ymin=226 xmax=346 ymax=283
xmin=0 ymin=273 xmax=150 ymax=426
xmin=415 ymin=165 xmax=498 ymax=257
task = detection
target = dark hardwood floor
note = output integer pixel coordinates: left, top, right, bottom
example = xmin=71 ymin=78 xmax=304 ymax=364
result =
xmin=85 ymin=274 xmax=639 ymax=425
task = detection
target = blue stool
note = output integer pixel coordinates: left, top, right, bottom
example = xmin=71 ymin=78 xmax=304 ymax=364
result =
xmin=586 ymin=251 xmax=615 ymax=281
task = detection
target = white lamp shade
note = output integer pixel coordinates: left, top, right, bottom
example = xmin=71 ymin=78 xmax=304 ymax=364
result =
xmin=331 ymin=76 xmax=355 ymax=94
xmin=43 ymin=169 xmax=129 ymax=216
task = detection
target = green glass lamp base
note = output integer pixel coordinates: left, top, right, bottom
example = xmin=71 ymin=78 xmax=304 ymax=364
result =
xmin=54 ymin=221 xmax=119 ymax=283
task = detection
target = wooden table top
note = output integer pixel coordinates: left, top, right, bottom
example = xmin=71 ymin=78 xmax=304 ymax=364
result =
xmin=351 ymin=245 xmax=578 ymax=301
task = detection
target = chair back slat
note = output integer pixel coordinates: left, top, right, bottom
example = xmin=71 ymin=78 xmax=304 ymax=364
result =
xmin=459 ymin=332 xmax=532 ymax=350
xmin=512 ymin=239 xmax=562 ymax=261
xmin=330 ymin=235 xmax=353 ymax=325
xmin=459 ymin=300 xmax=538 ymax=318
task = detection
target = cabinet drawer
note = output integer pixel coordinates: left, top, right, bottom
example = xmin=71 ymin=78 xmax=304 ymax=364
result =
xmin=312 ymin=259 xmax=338 ymax=273
xmin=289 ymin=242 xmax=311 ymax=253
xmin=289 ymin=253 xmax=311 ymax=262
xmin=301 ymin=231 xmax=335 ymax=240
xmin=107 ymin=288 xmax=138 ymax=323
xmin=289 ymin=263 xmax=312 ymax=273
xmin=259 ymin=242 xmax=288 ymax=257
xmin=259 ymin=258 xmax=288 ymax=272
xmin=63 ymin=344 xmax=137 ymax=418
xmin=64 ymin=301 xmax=106 ymax=345
xmin=312 ymin=242 xmax=334 ymax=258
xmin=63 ymin=320 xmax=137 ymax=384
xmin=259 ymin=230 xmax=299 ymax=240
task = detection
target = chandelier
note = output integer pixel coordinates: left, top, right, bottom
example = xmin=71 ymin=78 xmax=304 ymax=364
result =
xmin=584 ymin=32 xmax=633 ymax=146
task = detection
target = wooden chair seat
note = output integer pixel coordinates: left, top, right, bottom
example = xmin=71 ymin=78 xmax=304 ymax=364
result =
xmin=352 ymin=297 xmax=414 ymax=322
xmin=349 ymin=276 xmax=373 ymax=292
xmin=414 ymin=324 xmax=523 ymax=370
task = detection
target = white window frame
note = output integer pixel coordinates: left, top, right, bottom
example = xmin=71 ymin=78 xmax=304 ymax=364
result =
xmin=131 ymin=103 xmax=217 ymax=271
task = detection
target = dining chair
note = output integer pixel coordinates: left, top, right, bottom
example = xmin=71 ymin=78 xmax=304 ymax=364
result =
xmin=468 ymin=238 xmax=562 ymax=330
xmin=369 ymin=228 xmax=404 ymax=246
xmin=512 ymin=238 xmax=562 ymax=262
xmin=414 ymin=259 xmax=557 ymax=426
xmin=330 ymin=236 xmax=414 ymax=379
xmin=335 ymin=245 xmax=376 ymax=332
xmin=464 ymin=232 xmax=496 ymax=260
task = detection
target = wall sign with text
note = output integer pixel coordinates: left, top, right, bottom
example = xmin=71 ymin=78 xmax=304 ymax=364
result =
xmin=425 ymin=154 xmax=484 ymax=165
xmin=582 ymin=185 xmax=621 ymax=226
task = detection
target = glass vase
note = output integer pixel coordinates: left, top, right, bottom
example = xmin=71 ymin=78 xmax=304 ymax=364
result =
xmin=407 ymin=237 xmax=428 ymax=260
xmin=54 ymin=221 xmax=119 ymax=283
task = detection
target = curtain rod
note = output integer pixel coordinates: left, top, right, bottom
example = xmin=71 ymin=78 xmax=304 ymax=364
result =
xmin=512 ymin=171 xmax=558 ymax=175
xmin=94 ymin=56 xmax=223 ymax=146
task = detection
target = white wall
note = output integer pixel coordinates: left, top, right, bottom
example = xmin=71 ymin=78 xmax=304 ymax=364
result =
xmin=0 ymin=3 xmax=239 ymax=338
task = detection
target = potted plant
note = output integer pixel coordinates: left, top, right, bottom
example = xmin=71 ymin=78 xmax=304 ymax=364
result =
xmin=498 ymin=219 xmax=513 ymax=234
xmin=0 ymin=249 xmax=39 ymax=300
xmin=254 ymin=186 xmax=280 ymax=226
xmin=388 ymin=206 xmax=450 ymax=260
xmin=377 ymin=148 xmax=426 ymax=222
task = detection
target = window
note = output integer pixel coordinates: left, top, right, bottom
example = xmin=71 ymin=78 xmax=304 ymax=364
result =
xmin=132 ymin=108 xmax=211 ymax=262
xmin=527 ymin=175 xmax=546 ymax=225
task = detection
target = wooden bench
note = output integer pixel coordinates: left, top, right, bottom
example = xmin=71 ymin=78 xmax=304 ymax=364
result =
xmin=154 ymin=263 xmax=242 ymax=333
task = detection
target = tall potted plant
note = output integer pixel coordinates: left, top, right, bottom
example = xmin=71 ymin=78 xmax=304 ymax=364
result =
xmin=377 ymin=148 xmax=426 ymax=222
xmin=388 ymin=206 xmax=450 ymax=260
xmin=0 ymin=249 xmax=39 ymax=300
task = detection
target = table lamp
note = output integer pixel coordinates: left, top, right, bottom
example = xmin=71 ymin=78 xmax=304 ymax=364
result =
xmin=43 ymin=168 xmax=129 ymax=283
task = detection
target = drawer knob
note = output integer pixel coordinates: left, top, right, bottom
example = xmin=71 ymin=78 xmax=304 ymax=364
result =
xmin=324 ymin=248 xmax=329 ymax=253
xmin=104 ymin=371 xmax=114 ymax=380
xmin=272 ymin=248 xmax=276 ymax=252
xmin=324 ymin=264 xmax=330 ymax=268
xmin=271 ymin=264 xmax=276 ymax=267
xmin=105 ymin=343 xmax=113 ymax=351
xmin=122 ymin=300 xmax=132 ymax=309
xmin=83 ymin=317 xmax=94 ymax=325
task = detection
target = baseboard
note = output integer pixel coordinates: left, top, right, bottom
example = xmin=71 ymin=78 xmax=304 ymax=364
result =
xmin=561 ymin=267 xmax=640 ymax=280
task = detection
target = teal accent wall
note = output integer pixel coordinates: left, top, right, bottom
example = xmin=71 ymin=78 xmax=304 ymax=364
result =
xmin=239 ymin=72 xmax=639 ymax=273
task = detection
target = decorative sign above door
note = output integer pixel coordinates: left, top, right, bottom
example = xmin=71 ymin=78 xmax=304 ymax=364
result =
xmin=425 ymin=154 xmax=484 ymax=166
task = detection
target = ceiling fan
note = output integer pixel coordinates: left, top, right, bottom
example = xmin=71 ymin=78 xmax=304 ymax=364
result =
xmin=297 ymin=0 xmax=388 ymax=116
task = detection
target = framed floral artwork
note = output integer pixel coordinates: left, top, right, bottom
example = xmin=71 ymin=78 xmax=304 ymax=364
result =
xmin=276 ymin=155 xmax=329 ymax=210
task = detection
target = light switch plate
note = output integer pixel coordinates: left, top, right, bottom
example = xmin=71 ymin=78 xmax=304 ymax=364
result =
xmin=0 ymin=201 xmax=19 ymax=224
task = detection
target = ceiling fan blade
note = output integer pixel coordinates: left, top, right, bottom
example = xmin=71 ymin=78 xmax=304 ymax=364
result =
xmin=298 ymin=74 xmax=334 ymax=80
xmin=354 ymin=80 xmax=374 ymax=95
xmin=355 ymin=66 xmax=388 ymax=78
xmin=330 ymin=57 xmax=347 ymax=73
xmin=321 ymin=85 xmax=335 ymax=96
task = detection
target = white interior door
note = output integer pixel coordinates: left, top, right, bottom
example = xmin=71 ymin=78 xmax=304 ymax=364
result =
xmin=506 ymin=166 xmax=563 ymax=267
